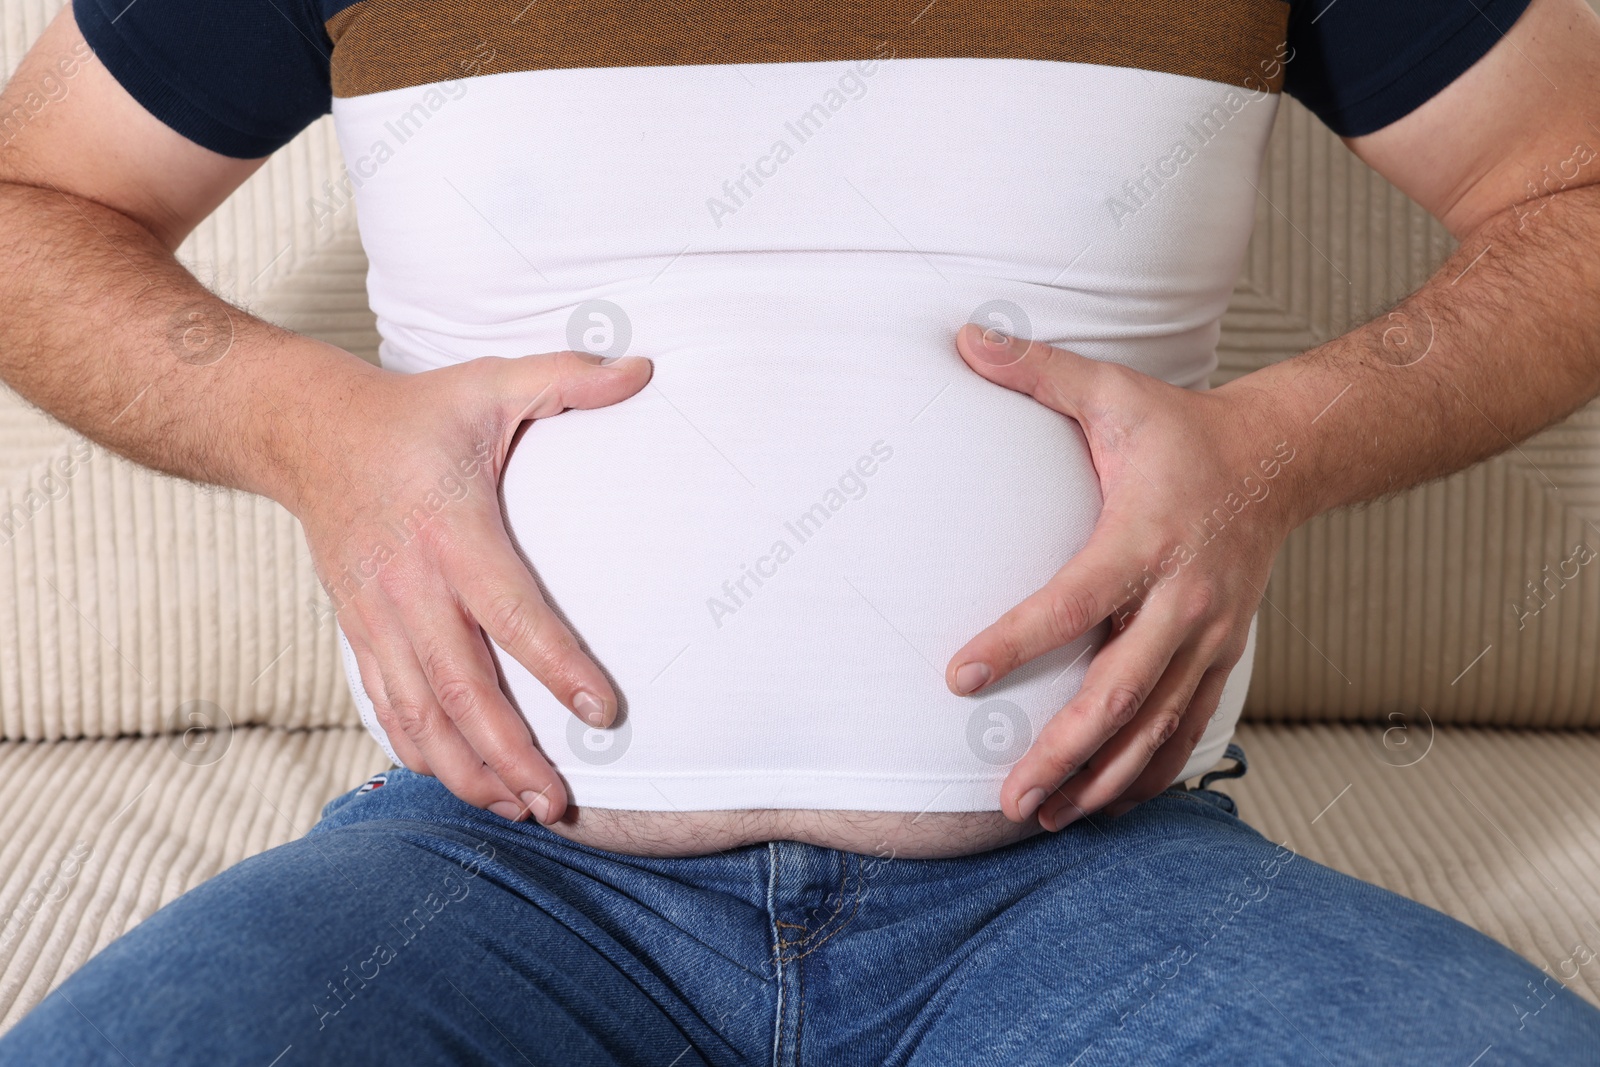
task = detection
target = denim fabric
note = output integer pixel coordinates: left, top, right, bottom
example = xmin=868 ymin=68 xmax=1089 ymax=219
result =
xmin=3 ymin=758 xmax=1597 ymax=1066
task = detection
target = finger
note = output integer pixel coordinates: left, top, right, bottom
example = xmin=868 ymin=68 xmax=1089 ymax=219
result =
xmin=394 ymin=585 xmax=570 ymax=825
xmin=954 ymin=322 xmax=1112 ymax=421
xmin=447 ymin=512 xmax=620 ymax=730
xmin=1104 ymin=665 xmax=1234 ymax=819
xmin=947 ymin=526 xmax=1146 ymax=696
xmin=343 ymin=618 xmax=431 ymax=776
xmin=1037 ymin=645 xmax=1215 ymax=831
xmin=494 ymin=350 xmax=654 ymax=427
xmin=1002 ymin=599 xmax=1190 ymax=823
xmin=359 ymin=609 xmax=535 ymax=820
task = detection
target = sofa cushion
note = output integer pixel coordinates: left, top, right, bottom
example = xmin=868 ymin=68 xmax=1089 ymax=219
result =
xmin=0 ymin=725 xmax=387 ymax=1031
xmin=3 ymin=722 xmax=1597 ymax=1036
xmin=1223 ymin=721 xmax=1600 ymax=1009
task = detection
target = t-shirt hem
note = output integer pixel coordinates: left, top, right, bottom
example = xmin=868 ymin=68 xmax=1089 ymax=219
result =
xmin=555 ymin=737 xmax=1238 ymax=813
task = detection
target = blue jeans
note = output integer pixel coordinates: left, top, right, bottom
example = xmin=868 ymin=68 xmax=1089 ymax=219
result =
xmin=3 ymin=753 xmax=1597 ymax=1065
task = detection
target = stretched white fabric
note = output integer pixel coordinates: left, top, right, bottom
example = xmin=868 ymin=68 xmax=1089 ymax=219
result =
xmin=334 ymin=57 xmax=1275 ymax=810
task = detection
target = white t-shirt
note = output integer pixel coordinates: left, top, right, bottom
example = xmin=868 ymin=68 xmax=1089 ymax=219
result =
xmin=335 ymin=55 xmax=1276 ymax=811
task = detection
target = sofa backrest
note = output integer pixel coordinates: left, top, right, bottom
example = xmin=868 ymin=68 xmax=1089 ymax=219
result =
xmin=3 ymin=22 xmax=1597 ymax=739
xmin=1218 ymin=110 xmax=1600 ymax=730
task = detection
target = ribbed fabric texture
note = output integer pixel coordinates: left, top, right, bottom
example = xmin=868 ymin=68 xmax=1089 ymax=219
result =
xmin=3 ymin=725 xmax=1598 ymax=1030
xmin=5 ymin=0 xmax=1600 ymax=1037
xmin=1226 ymin=722 xmax=1600 ymax=1009
xmin=1220 ymin=97 xmax=1600 ymax=726
xmin=0 ymin=726 xmax=387 ymax=1030
xmin=73 ymin=0 xmax=334 ymax=158
xmin=325 ymin=0 xmax=1290 ymax=97
xmin=5 ymin=2 xmax=1600 ymax=741
xmin=0 ymin=439 xmax=361 ymax=739
xmin=0 ymin=0 xmax=376 ymax=738
xmin=1281 ymin=0 xmax=1536 ymax=137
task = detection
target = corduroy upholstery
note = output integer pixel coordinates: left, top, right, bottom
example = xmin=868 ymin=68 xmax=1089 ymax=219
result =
xmin=3 ymin=0 xmax=1598 ymax=1031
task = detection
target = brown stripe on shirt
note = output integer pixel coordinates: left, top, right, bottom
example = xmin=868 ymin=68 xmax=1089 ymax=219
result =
xmin=326 ymin=0 xmax=1291 ymax=98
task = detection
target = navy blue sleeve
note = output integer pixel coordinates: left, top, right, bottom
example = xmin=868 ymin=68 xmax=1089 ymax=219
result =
xmin=1283 ymin=0 xmax=1536 ymax=137
xmin=73 ymin=0 xmax=335 ymax=159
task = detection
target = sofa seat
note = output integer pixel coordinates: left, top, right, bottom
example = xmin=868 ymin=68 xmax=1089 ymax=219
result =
xmin=2 ymin=722 xmax=1597 ymax=1032
xmin=0 ymin=726 xmax=386 ymax=1031
xmin=6 ymin=0 xmax=1600 ymax=1039
xmin=1223 ymin=722 xmax=1600 ymax=1008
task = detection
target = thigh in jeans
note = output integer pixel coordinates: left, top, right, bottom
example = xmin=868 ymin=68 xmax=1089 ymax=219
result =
xmin=0 ymin=774 xmax=723 ymax=1067
xmin=895 ymin=750 xmax=1600 ymax=1066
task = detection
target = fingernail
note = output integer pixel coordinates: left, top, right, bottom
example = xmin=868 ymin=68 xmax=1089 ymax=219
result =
xmin=489 ymin=801 xmax=522 ymax=821
xmin=573 ymin=351 xmax=605 ymax=365
xmin=1018 ymin=786 xmax=1047 ymax=822
xmin=522 ymin=791 xmax=552 ymax=824
xmin=977 ymin=325 xmax=1012 ymax=349
xmin=574 ymin=691 xmax=607 ymax=726
xmin=954 ymin=662 xmax=992 ymax=695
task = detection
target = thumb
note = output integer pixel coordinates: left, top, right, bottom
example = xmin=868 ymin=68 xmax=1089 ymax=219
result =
xmin=503 ymin=349 xmax=654 ymax=423
xmin=955 ymin=322 xmax=1102 ymax=422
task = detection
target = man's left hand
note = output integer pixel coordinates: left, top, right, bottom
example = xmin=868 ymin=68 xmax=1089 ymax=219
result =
xmin=944 ymin=322 xmax=1304 ymax=831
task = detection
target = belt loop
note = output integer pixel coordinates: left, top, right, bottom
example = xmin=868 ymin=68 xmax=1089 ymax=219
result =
xmin=1197 ymin=742 xmax=1248 ymax=790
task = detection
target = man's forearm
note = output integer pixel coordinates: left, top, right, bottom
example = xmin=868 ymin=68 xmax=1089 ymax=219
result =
xmin=0 ymin=180 xmax=381 ymax=513
xmin=1225 ymin=181 xmax=1600 ymax=529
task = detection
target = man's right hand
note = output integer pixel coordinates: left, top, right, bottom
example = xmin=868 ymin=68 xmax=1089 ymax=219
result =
xmin=0 ymin=9 xmax=654 ymax=825
xmin=294 ymin=350 xmax=653 ymax=825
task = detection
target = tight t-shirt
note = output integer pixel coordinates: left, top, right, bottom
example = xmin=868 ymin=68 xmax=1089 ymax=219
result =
xmin=78 ymin=0 xmax=1533 ymax=811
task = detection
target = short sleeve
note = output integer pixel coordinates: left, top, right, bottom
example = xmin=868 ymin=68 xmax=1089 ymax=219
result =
xmin=1282 ymin=0 xmax=1536 ymax=138
xmin=73 ymin=0 xmax=335 ymax=159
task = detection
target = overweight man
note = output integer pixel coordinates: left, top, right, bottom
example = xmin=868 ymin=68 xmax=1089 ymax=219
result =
xmin=2 ymin=0 xmax=1600 ymax=1062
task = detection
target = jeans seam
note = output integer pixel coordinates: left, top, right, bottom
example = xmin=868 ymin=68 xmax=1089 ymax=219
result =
xmin=1161 ymin=789 xmax=1241 ymax=822
xmin=766 ymin=843 xmax=785 ymax=1067
xmin=775 ymin=854 xmax=851 ymax=952
xmin=776 ymin=855 xmax=864 ymax=964
xmin=795 ymin=954 xmax=806 ymax=1063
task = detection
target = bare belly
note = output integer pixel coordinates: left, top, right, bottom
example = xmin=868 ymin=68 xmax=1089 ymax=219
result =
xmin=542 ymin=805 xmax=1047 ymax=859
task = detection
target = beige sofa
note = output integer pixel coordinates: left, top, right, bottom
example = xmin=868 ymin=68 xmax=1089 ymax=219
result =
xmin=4 ymin=2 xmax=1600 ymax=1033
